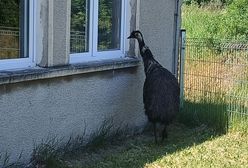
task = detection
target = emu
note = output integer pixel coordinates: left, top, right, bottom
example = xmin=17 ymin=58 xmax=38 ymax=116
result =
xmin=128 ymin=30 xmax=180 ymax=143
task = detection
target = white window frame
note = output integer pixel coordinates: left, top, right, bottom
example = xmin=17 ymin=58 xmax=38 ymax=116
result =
xmin=0 ymin=0 xmax=35 ymax=71
xmin=70 ymin=0 xmax=126 ymax=64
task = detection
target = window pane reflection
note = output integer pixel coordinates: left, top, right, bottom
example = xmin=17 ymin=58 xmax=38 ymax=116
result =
xmin=70 ymin=0 xmax=90 ymax=53
xmin=98 ymin=0 xmax=121 ymax=51
xmin=0 ymin=0 xmax=28 ymax=59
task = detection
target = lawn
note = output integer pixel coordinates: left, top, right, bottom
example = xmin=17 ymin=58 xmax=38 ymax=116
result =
xmin=67 ymin=123 xmax=248 ymax=168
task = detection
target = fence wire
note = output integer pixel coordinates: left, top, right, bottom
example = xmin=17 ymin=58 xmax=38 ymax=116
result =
xmin=0 ymin=27 xmax=20 ymax=59
xmin=70 ymin=31 xmax=87 ymax=53
xmin=180 ymin=38 xmax=248 ymax=131
xmin=0 ymin=28 xmax=88 ymax=59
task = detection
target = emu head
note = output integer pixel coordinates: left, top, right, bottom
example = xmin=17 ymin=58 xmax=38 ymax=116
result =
xmin=127 ymin=30 xmax=144 ymax=43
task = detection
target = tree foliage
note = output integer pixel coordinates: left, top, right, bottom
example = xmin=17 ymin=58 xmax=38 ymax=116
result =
xmin=70 ymin=0 xmax=115 ymax=50
xmin=98 ymin=0 xmax=112 ymax=49
xmin=0 ymin=0 xmax=19 ymax=27
xmin=71 ymin=0 xmax=88 ymax=32
xmin=183 ymin=0 xmax=248 ymax=40
xmin=224 ymin=0 xmax=248 ymax=39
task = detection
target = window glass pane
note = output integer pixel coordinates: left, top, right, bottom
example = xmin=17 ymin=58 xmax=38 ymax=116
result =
xmin=0 ymin=0 xmax=28 ymax=60
xmin=70 ymin=0 xmax=90 ymax=53
xmin=98 ymin=0 xmax=121 ymax=51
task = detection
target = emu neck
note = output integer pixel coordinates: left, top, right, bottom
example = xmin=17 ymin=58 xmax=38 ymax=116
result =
xmin=137 ymin=38 xmax=146 ymax=57
xmin=137 ymin=38 xmax=145 ymax=54
xmin=142 ymin=53 xmax=157 ymax=75
xmin=137 ymin=40 xmax=157 ymax=75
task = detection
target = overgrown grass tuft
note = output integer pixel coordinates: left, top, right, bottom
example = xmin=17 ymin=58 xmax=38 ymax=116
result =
xmin=179 ymin=95 xmax=228 ymax=134
xmin=30 ymin=137 xmax=69 ymax=168
xmin=229 ymin=115 xmax=248 ymax=134
xmin=0 ymin=152 xmax=25 ymax=168
xmin=85 ymin=122 xmax=131 ymax=151
xmin=29 ymin=118 xmax=136 ymax=168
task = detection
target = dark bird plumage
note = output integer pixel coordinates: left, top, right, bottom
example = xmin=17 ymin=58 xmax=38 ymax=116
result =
xmin=128 ymin=30 xmax=180 ymax=143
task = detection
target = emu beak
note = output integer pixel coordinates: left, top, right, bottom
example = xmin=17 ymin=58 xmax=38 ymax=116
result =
xmin=127 ymin=35 xmax=131 ymax=39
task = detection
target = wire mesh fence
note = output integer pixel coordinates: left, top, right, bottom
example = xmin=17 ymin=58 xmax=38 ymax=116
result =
xmin=70 ymin=31 xmax=87 ymax=53
xmin=0 ymin=27 xmax=20 ymax=59
xmin=180 ymin=37 xmax=248 ymax=132
xmin=0 ymin=28 xmax=87 ymax=59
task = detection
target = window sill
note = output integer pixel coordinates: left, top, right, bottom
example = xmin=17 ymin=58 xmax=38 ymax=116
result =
xmin=0 ymin=57 xmax=141 ymax=85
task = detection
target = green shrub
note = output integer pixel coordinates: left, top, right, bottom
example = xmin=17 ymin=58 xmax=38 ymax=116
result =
xmin=182 ymin=4 xmax=224 ymax=39
xmin=182 ymin=0 xmax=248 ymax=40
xmin=224 ymin=0 xmax=248 ymax=40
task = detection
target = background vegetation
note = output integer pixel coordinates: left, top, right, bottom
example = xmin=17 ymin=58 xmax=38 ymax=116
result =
xmin=0 ymin=0 xmax=20 ymax=59
xmin=182 ymin=0 xmax=248 ymax=40
xmin=0 ymin=0 xmax=19 ymax=27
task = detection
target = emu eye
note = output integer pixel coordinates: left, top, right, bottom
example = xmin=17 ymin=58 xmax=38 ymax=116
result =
xmin=135 ymin=33 xmax=138 ymax=37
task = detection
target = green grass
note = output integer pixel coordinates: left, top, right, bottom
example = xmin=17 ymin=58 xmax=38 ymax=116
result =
xmin=182 ymin=2 xmax=248 ymax=40
xmin=66 ymin=123 xmax=248 ymax=168
xmin=179 ymin=97 xmax=228 ymax=133
xmin=182 ymin=4 xmax=225 ymax=39
xmin=4 ymin=122 xmax=247 ymax=168
xmin=146 ymin=129 xmax=248 ymax=168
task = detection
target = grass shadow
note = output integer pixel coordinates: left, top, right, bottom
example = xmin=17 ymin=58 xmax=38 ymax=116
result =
xmin=28 ymin=118 xmax=138 ymax=168
xmin=179 ymin=99 xmax=229 ymax=134
xmin=64 ymin=100 xmax=229 ymax=168
xmin=79 ymin=122 xmax=219 ymax=168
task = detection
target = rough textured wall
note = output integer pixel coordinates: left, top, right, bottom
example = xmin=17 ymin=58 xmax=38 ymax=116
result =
xmin=0 ymin=68 xmax=146 ymax=160
xmin=35 ymin=0 xmax=70 ymax=67
xmin=53 ymin=0 xmax=70 ymax=66
xmin=140 ymin=0 xmax=176 ymax=71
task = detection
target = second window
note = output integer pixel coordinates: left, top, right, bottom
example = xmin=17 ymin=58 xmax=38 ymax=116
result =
xmin=70 ymin=0 xmax=124 ymax=63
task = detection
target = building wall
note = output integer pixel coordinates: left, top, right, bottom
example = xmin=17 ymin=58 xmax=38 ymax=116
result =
xmin=0 ymin=68 xmax=146 ymax=161
xmin=140 ymin=0 xmax=177 ymax=72
xmin=0 ymin=0 xmax=180 ymax=162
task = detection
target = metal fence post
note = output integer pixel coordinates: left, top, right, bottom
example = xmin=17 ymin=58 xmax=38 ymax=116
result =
xmin=179 ymin=29 xmax=186 ymax=109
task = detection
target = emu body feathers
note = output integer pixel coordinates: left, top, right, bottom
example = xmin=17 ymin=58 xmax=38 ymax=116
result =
xmin=128 ymin=30 xmax=180 ymax=143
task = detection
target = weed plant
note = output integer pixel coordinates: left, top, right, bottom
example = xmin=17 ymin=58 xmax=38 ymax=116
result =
xmin=0 ymin=152 xmax=25 ymax=168
xmin=28 ymin=118 xmax=135 ymax=168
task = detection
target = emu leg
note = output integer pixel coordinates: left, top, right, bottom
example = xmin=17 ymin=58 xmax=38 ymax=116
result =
xmin=162 ymin=125 xmax=168 ymax=142
xmin=153 ymin=123 xmax=158 ymax=143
